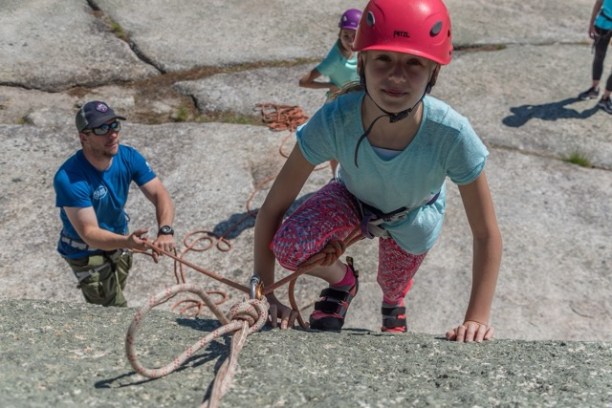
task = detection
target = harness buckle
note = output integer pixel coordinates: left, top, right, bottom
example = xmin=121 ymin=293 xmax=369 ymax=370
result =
xmin=358 ymin=202 xmax=408 ymax=239
xmin=356 ymin=192 xmax=440 ymax=239
xmin=61 ymin=235 xmax=89 ymax=250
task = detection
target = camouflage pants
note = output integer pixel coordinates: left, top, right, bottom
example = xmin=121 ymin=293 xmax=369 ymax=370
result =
xmin=64 ymin=250 xmax=133 ymax=307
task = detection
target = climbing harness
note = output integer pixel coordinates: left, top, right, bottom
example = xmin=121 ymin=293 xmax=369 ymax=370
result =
xmin=357 ymin=192 xmax=440 ymax=239
xmin=60 ymin=232 xmax=89 ymax=250
xmin=72 ymin=262 xmax=107 ymax=283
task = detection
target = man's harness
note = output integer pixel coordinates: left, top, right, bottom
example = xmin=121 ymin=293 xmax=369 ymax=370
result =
xmin=61 ymin=232 xmax=124 ymax=283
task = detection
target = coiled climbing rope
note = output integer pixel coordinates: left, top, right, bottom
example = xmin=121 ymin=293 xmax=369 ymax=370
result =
xmin=124 ymin=102 xmax=361 ymax=406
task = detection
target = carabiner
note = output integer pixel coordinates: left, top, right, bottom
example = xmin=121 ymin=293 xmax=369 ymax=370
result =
xmin=249 ymin=275 xmax=264 ymax=300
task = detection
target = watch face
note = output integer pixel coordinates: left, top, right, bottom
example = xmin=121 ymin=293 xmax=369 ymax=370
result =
xmin=159 ymin=226 xmax=174 ymax=235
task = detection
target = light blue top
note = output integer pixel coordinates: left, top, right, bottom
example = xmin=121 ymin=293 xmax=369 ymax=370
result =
xmin=296 ymin=91 xmax=489 ymax=254
xmin=54 ymin=144 xmax=156 ymax=258
xmin=595 ymin=0 xmax=612 ymax=30
xmin=315 ymin=42 xmax=359 ymax=88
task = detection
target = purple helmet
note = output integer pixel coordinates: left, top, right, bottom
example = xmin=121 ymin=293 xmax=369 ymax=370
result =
xmin=339 ymin=8 xmax=362 ymax=31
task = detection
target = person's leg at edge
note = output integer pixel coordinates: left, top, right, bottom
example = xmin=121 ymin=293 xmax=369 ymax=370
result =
xmin=597 ymin=73 xmax=612 ymax=113
xmin=377 ymin=237 xmax=427 ymax=333
xmin=579 ymin=28 xmax=610 ymax=99
xmin=594 ymin=28 xmax=612 ymax=103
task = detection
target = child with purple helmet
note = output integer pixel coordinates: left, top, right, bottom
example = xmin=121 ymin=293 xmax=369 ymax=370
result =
xmin=299 ymin=8 xmax=363 ymax=176
xmin=299 ymin=8 xmax=363 ymax=95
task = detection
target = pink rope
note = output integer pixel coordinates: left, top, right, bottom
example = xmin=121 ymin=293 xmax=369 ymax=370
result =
xmin=125 ymin=283 xmax=268 ymax=407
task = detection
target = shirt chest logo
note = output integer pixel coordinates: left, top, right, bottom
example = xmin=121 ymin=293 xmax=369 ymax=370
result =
xmin=93 ymin=185 xmax=108 ymax=201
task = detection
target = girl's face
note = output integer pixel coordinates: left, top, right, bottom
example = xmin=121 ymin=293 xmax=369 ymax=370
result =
xmin=361 ymin=50 xmax=437 ymax=114
xmin=339 ymin=29 xmax=356 ymax=52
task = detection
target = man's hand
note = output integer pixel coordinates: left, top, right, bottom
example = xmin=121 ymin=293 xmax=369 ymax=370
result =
xmin=126 ymin=229 xmax=149 ymax=251
xmin=151 ymin=234 xmax=176 ymax=263
xmin=446 ymin=320 xmax=494 ymax=343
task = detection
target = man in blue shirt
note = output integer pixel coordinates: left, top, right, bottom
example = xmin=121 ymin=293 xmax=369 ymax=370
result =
xmin=54 ymin=101 xmax=176 ymax=307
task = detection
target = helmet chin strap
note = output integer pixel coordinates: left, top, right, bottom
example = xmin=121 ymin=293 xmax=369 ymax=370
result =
xmin=352 ymin=63 xmax=440 ymax=167
xmin=366 ymin=90 xmax=422 ymax=123
xmin=353 ymin=90 xmax=425 ymax=167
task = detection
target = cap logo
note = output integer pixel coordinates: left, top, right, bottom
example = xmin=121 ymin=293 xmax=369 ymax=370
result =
xmin=96 ymin=103 xmax=109 ymax=113
xmin=393 ymin=30 xmax=409 ymax=38
xmin=366 ymin=11 xmax=375 ymax=27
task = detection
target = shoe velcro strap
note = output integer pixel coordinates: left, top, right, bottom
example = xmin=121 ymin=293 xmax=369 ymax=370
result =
xmin=314 ymin=300 xmax=345 ymax=314
xmin=382 ymin=316 xmax=407 ymax=328
xmin=381 ymin=306 xmax=406 ymax=317
xmin=320 ymin=288 xmax=351 ymax=302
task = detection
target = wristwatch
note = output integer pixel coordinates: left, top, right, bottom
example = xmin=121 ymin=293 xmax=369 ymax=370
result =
xmin=158 ymin=225 xmax=174 ymax=236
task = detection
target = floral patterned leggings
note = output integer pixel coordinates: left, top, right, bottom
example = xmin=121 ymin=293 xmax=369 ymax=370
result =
xmin=271 ymin=181 xmax=427 ymax=306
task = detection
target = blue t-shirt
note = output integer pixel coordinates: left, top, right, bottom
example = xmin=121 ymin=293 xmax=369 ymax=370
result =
xmin=595 ymin=0 xmax=612 ymax=30
xmin=315 ymin=42 xmax=359 ymax=88
xmin=54 ymin=144 xmax=156 ymax=258
xmin=296 ymin=91 xmax=489 ymax=254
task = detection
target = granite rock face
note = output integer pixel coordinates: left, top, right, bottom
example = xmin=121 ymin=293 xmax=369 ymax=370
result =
xmin=1 ymin=299 xmax=611 ymax=408
xmin=1 ymin=0 xmax=612 ymax=406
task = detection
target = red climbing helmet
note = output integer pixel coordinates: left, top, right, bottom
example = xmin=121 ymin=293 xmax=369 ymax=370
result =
xmin=353 ymin=0 xmax=453 ymax=65
xmin=339 ymin=8 xmax=363 ymax=31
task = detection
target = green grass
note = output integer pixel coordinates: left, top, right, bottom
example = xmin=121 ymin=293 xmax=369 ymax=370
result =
xmin=110 ymin=22 xmax=128 ymax=42
xmin=563 ymin=152 xmax=592 ymax=168
xmin=196 ymin=111 xmax=261 ymax=126
xmin=173 ymin=106 xmax=190 ymax=122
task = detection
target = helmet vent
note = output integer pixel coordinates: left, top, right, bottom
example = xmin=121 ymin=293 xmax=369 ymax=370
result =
xmin=430 ymin=21 xmax=442 ymax=36
xmin=366 ymin=11 xmax=375 ymax=27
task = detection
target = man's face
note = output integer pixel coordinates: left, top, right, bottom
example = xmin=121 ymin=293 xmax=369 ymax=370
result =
xmin=81 ymin=120 xmax=121 ymax=158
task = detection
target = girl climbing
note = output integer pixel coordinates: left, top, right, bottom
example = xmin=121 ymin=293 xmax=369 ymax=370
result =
xmin=255 ymin=0 xmax=502 ymax=343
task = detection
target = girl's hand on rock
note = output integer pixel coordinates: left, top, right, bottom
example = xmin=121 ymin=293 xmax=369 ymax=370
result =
xmin=446 ymin=320 xmax=494 ymax=342
xmin=266 ymin=294 xmax=297 ymax=330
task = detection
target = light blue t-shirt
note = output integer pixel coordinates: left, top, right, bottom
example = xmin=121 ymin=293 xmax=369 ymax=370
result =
xmin=296 ymin=91 xmax=489 ymax=254
xmin=54 ymin=144 xmax=156 ymax=258
xmin=315 ymin=42 xmax=359 ymax=88
xmin=595 ymin=0 xmax=612 ymax=30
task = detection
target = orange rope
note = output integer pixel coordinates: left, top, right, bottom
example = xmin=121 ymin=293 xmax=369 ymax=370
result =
xmin=255 ymin=103 xmax=309 ymax=132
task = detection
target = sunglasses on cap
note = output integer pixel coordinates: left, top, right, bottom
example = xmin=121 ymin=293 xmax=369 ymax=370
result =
xmin=86 ymin=120 xmax=122 ymax=136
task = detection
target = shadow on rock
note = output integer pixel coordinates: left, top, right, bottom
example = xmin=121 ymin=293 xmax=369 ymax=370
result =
xmin=95 ymin=319 xmax=229 ymax=389
xmin=94 ymin=348 xmax=221 ymax=389
xmin=502 ymin=97 xmax=600 ymax=127
xmin=209 ymin=192 xmax=315 ymax=241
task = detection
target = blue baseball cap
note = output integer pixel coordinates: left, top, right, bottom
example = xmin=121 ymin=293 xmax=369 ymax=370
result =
xmin=75 ymin=101 xmax=126 ymax=132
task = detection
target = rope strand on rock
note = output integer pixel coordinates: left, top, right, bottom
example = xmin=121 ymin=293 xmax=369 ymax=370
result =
xmin=255 ymin=103 xmax=309 ymax=132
